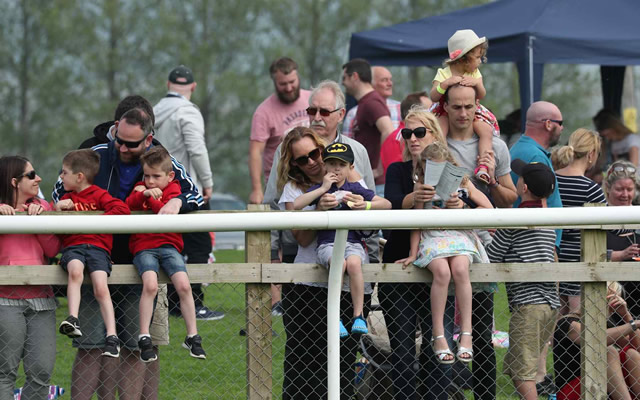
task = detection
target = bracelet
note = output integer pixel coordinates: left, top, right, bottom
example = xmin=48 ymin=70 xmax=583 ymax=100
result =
xmin=365 ymin=201 xmax=372 ymax=210
xmin=488 ymin=179 xmax=499 ymax=188
xmin=436 ymin=83 xmax=446 ymax=95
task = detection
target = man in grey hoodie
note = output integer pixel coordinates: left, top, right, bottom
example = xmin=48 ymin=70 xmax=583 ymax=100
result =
xmin=154 ymin=65 xmax=223 ymax=321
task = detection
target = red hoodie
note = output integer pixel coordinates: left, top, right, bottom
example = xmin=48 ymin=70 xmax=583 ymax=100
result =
xmin=125 ymin=180 xmax=184 ymax=255
xmin=59 ymin=185 xmax=131 ymax=253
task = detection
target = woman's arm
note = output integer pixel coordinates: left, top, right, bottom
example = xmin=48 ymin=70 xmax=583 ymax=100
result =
xmin=284 ymin=202 xmax=317 ymax=247
xmin=464 ymin=180 xmax=493 ymax=209
xmin=629 ymin=145 xmax=639 ymax=167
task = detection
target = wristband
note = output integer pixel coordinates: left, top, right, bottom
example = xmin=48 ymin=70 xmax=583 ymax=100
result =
xmin=365 ymin=201 xmax=372 ymax=210
xmin=436 ymin=83 xmax=446 ymax=95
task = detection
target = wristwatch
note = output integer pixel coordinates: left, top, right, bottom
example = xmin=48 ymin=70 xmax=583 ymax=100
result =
xmin=631 ymin=320 xmax=638 ymax=331
xmin=488 ymin=178 xmax=499 ymax=188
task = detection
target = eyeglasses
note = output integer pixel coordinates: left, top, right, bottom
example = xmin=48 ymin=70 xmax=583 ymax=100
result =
xmin=609 ymin=165 xmax=637 ymax=175
xmin=20 ymin=170 xmax=37 ymax=180
xmin=293 ymin=148 xmax=321 ymax=166
xmin=306 ymin=107 xmax=340 ymax=117
xmin=542 ymin=119 xmax=563 ymax=126
xmin=401 ymin=127 xmax=430 ymax=140
xmin=115 ymin=132 xmax=147 ymax=148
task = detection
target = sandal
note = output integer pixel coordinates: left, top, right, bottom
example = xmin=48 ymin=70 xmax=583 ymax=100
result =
xmin=431 ymin=335 xmax=455 ymax=364
xmin=474 ymin=165 xmax=491 ymax=184
xmin=456 ymin=331 xmax=473 ymax=363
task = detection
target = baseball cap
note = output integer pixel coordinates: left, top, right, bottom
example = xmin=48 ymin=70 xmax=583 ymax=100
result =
xmin=322 ymin=143 xmax=354 ymax=164
xmin=511 ymin=159 xmax=556 ymax=199
xmin=168 ymin=65 xmax=194 ymax=84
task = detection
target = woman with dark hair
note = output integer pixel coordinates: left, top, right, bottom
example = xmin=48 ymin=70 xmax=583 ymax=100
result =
xmin=277 ymin=126 xmax=370 ymax=399
xmin=0 ymin=156 xmax=61 ymax=399
xmin=594 ymin=109 xmax=640 ymax=168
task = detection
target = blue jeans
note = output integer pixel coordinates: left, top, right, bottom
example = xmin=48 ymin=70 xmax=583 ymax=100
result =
xmin=378 ymin=283 xmax=455 ymax=400
xmin=133 ymin=246 xmax=186 ymax=277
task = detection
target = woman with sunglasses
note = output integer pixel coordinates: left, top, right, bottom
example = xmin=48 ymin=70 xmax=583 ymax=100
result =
xmin=551 ymin=128 xmax=606 ymax=315
xmin=605 ymin=161 xmax=640 ymax=317
xmin=276 ymin=126 xmax=369 ymax=398
xmin=379 ymin=106 xmax=465 ymax=399
xmin=0 ymin=156 xmax=61 ymax=399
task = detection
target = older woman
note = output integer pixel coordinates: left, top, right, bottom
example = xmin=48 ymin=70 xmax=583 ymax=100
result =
xmin=380 ymin=107 xmax=468 ymax=399
xmin=0 ymin=156 xmax=61 ymax=399
xmin=277 ymin=126 xmax=370 ymax=399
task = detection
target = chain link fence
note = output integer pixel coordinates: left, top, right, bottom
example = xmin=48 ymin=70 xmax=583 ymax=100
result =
xmin=2 ymin=227 xmax=639 ymax=399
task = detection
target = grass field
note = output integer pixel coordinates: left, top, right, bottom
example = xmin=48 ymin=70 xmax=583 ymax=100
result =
xmin=13 ymin=250 xmax=551 ymax=399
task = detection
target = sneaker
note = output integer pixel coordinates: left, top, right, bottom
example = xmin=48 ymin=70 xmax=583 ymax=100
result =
xmin=351 ymin=316 xmax=368 ymax=335
xmin=271 ymin=301 xmax=284 ymax=317
xmin=59 ymin=316 xmax=82 ymax=338
xmin=339 ymin=320 xmax=349 ymax=338
xmin=138 ymin=336 xmax=157 ymax=363
xmin=195 ymin=306 xmax=225 ymax=321
xmin=102 ymin=335 xmax=120 ymax=358
xmin=183 ymin=334 xmax=206 ymax=359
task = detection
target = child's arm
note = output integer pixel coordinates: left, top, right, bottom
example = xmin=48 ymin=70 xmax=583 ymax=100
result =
xmin=145 ymin=184 xmax=181 ymax=214
xmin=125 ymin=184 xmax=148 ymax=210
xmin=430 ymin=76 xmax=463 ymax=102
xmin=292 ymin=173 xmax=336 ymax=210
xmin=54 ymin=198 xmax=75 ymax=211
xmin=397 ymin=230 xmax=420 ymax=268
xmin=99 ymin=192 xmax=131 ymax=216
xmin=349 ymin=195 xmax=391 ymax=210
xmin=463 ymin=180 xmax=493 ymax=209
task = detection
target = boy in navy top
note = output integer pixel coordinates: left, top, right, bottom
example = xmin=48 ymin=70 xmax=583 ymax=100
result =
xmin=294 ymin=142 xmax=390 ymax=337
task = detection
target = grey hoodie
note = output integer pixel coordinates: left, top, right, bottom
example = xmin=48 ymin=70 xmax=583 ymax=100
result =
xmin=153 ymin=93 xmax=213 ymax=194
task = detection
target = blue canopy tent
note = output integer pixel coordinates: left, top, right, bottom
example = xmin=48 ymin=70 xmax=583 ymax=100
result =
xmin=349 ymin=0 xmax=640 ymax=123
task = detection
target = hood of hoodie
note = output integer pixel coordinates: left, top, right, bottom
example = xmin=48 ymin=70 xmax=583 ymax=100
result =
xmin=93 ymin=120 xmax=114 ymax=142
xmin=153 ymin=95 xmax=197 ymax=127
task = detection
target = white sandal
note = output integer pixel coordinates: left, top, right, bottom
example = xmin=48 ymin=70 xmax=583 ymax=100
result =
xmin=431 ymin=335 xmax=455 ymax=365
xmin=456 ymin=331 xmax=473 ymax=363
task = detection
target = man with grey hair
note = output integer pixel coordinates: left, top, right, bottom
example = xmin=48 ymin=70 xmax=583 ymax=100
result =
xmin=263 ymin=79 xmax=376 ymax=265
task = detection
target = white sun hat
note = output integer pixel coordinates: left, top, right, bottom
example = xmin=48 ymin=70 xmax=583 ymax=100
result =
xmin=446 ymin=29 xmax=487 ymax=63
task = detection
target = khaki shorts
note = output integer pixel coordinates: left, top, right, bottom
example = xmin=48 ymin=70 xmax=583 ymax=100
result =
xmin=503 ymin=303 xmax=557 ymax=380
xmin=150 ymin=284 xmax=169 ymax=345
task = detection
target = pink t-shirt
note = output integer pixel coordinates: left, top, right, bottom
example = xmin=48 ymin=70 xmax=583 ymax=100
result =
xmin=250 ymin=90 xmax=311 ymax=179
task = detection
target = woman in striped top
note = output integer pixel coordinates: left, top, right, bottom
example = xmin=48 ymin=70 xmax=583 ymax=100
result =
xmin=552 ymin=128 xmax=605 ymax=315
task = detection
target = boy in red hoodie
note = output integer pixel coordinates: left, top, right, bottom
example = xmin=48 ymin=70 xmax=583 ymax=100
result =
xmin=56 ymin=149 xmax=131 ymax=358
xmin=126 ymin=146 xmax=205 ymax=362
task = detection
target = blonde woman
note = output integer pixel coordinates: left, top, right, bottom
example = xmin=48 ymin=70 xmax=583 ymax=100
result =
xmin=552 ymin=128 xmax=606 ymax=314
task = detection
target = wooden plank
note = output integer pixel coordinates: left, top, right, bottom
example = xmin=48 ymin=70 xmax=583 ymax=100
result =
xmin=245 ymin=204 xmax=272 ymax=400
xmin=0 ymin=264 xmax=262 ymax=285
xmin=581 ymin=222 xmax=608 ymax=400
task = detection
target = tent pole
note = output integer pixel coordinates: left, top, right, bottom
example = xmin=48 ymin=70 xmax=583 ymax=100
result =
xmin=528 ymin=35 xmax=535 ymax=105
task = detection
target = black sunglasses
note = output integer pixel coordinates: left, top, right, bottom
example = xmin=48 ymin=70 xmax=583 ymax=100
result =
xmin=293 ymin=148 xmax=321 ymax=166
xmin=306 ymin=107 xmax=340 ymax=117
xmin=20 ymin=170 xmax=37 ymax=180
xmin=401 ymin=127 xmax=429 ymax=140
xmin=115 ymin=132 xmax=147 ymax=148
xmin=542 ymin=119 xmax=563 ymax=126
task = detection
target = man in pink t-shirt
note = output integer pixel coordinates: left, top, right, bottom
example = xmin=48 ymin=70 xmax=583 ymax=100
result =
xmin=249 ymin=57 xmax=310 ymax=204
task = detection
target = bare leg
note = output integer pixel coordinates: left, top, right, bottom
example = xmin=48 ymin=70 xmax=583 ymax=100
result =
xmin=139 ymin=271 xmax=158 ymax=335
xmin=345 ymin=255 xmax=364 ymax=317
xmin=623 ymin=348 xmax=640 ymax=399
xmin=450 ymin=255 xmax=472 ymax=357
xmin=608 ymin=345 xmax=633 ymax=400
xmin=71 ymin=349 xmax=116 ymax=400
xmin=271 ymin=284 xmax=282 ymax=306
xmin=117 ymin=349 xmax=145 ymax=400
xmin=90 ymin=271 xmax=117 ymax=337
xmin=66 ymin=260 xmax=85 ymax=317
xmin=141 ymin=346 xmax=159 ymax=400
xmin=536 ymin=342 xmax=551 ymax=382
xmin=437 ymin=114 xmax=450 ymax=138
xmin=513 ymin=380 xmax=538 ymax=400
xmin=172 ymin=271 xmax=197 ymax=335
xmin=428 ymin=258 xmax=452 ymax=357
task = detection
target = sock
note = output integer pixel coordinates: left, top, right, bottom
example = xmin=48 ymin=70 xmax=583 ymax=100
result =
xmin=187 ymin=334 xmax=196 ymax=339
xmin=138 ymin=334 xmax=151 ymax=340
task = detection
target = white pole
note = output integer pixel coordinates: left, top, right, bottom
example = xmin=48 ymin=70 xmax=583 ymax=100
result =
xmin=528 ymin=35 xmax=535 ymax=105
xmin=4 ymin=207 xmax=640 ymax=234
xmin=327 ymin=229 xmax=348 ymax=400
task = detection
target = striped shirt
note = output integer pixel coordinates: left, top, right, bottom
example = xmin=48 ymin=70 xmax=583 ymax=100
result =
xmin=556 ymin=175 xmax=606 ymax=263
xmin=486 ymin=201 xmax=560 ymax=308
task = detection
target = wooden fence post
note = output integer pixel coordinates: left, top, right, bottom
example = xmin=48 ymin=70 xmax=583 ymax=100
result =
xmin=581 ymin=203 xmax=608 ymax=400
xmin=245 ymin=204 xmax=272 ymax=400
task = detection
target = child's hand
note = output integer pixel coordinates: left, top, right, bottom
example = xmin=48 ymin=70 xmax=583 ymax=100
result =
xmin=321 ymin=172 xmax=338 ymax=191
xmin=444 ymin=76 xmax=463 ymax=88
xmin=607 ymin=293 xmax=629 ymax=316
xmin=55 ymin=199 xmax=75 ymax=211
xmin=444 ymin=192 xmax=463 ymax=209
xmin=143 ymin=188 xmax=163 ymax=199
xmin=343 ymin=193 xmax=364 ymax=205
xmin=0 ymin=204 xmax=16 ymax=215
xmin=317 ymin=193 xmax=338 ymax=210
xmin=396 ymin=255 xmax=417 ymax=269
xmin=349 ymin=199 xmax=367 ymax=210
xmin=133 ymin=185 xmax=146 ymax=192
xmin=460 ymin=77 xmax=479 ymax=87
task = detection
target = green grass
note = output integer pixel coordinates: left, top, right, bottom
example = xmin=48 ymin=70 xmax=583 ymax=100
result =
xmin=13 ymin=252 xmax=550 ymax=398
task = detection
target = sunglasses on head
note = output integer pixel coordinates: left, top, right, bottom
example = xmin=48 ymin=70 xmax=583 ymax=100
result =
xmin=20 ymin=170 xmax=37 ymax=180
xmin=293 ymin=148 xmax=321 ymax=166
xmin=401 ymin=127 xmax=429 ymax=140
xmin=306 ymin=107 xmax=340 ymax=117
xmin=115 ymin=132 xmax=147 ymax=148
xmin=542 ymin=119 xmax=563 ymax=126
xmin=609 ymin=165 xmax=637 ymax=175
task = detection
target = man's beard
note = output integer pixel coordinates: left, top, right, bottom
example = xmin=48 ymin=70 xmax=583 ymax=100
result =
xmin=277 ymin=85 xmax=300 ymax=104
